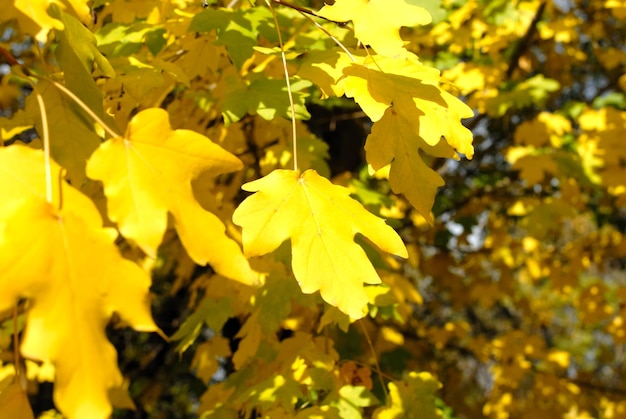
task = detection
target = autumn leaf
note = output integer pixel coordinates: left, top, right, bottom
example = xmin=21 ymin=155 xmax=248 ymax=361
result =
xmin=232 ymin=169 xmax=407 ymax=319
xmin=0 ymin=146 xmax=157 ymax=419
xmin=189 ymin=6 xmax=275 ymax=69
xmin=365 ymin=106 xmax=457 ymax=222
xmin=343 ymin=56 xmax=474 ymax=153
xmin=48 ymin=3 xmax=116 ymax=140
xmin=220 ymin=75 xmax=311 ymax=124
xmin=86 ymin=108 xmax=257 ymax=284
xmin=340 ymin=55 xmax=473 ymax=220
xmin=3 ymin=0 xmax=91 ymax=42
xmin=15 ymin=79 xmax=104 ymax=185
xmin=297 ymin=49 xmax=362 ymax=98
xmin=0 ymin=383 xmax=35 ymax=419
xmin=373 ymin=372 xmax=443 ymax=419
xmin=317 ymin=0 xmax=431 ymax=57
xmin=49 ymin=3 xmax=115 ymax=81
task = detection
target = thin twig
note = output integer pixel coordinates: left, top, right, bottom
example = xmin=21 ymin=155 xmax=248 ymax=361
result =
xmin=359 ymin=319 xmax=388 ymax=398
xmin=0 ymin=45 xmax=28 ymax=73
xmin=272 ymin=0 xmax=347 ymax=24
xmin=505 ymin=1 xmax=547 ymax=79
xmin=266 ymin=0 xmax=299 ymax=172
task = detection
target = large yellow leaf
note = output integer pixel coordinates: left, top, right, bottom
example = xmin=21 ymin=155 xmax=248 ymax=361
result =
xmin=232 ymin=169 xmax=407 ymax=319
xmin=0 ymin=145 xmax=157 ymax=419
xmin=317 ymin=0 xmax=431 ymax=57
xmin=86 ymin=108 xmax=256 ymax=284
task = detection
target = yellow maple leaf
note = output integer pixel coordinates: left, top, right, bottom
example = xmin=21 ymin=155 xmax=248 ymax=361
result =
xmin=297 ymin=50 xmax=363 ymax=98
xmin=317 ymin=0 xmax=431 ymax=57
xmin=86 ymin=108 xmax=257 ymax=284
xmin=339 ymin=55 xmax=473 ymax=219
xmin=343 ymin=56 xmax=474 ymax=155
xmin=232 ymin=169 xmax=407 ymax=319
xmin=365 ymin=106 xmax=457 ymax=222
xmin=5 ymin=0 xmax=91 ymax=42
xmin=0 ymin=146 xmax=157 ymax=419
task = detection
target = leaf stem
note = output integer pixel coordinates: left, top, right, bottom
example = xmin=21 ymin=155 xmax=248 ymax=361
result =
xmin=266 ymin=0 xmax=299 ymax=172
xmin=359 ymin=319 xmax=389 ymax=399
xmin=32 ymin=85 xmax=53 ymax=204
xmin=297 ymin=11 xmax=357 ymax=62
xmin=363 ymin=46 xmax=384 ymax=73
xmin=48 ymin=80 xmax=121 ymax=139
xmin=12 ymin=305 xmax=20 ymax=383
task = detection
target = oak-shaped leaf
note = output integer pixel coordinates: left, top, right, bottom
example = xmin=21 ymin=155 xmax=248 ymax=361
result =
xmin=343 ymin=56 xmax=474 ymax=153
xmin=365 ymin=106 xmax=457 ymax=222
xmin=232 ymin=169 xmax=407 ymax=319
xmin=0 ymin=145 xmax=157 ymax=419
xmin=86 ymin=108 xmax=257 ymax=284
xmin=317 ymin=0 xmax=431 ymax=57
xmin=342 ymin=56 xmax=474 ymax=220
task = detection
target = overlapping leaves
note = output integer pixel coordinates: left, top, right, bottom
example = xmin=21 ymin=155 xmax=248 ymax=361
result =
xmin=0 ymin=0 xmax=479 ymax=417
xmin=318 ymin=0 xmax=431 ymax=57
xmin=0 ymin=146 xmax=157 ymax=419
xmin=299 ymin=52 xmax=474 ymax=221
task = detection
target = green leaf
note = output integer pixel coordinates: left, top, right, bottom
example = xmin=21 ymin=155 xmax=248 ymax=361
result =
xmin=28 ymin=79 xmax=104 ymax=185
xmin=221 ymin=76 xmax=311 ymax=124
xmin=487 ymin=75 xmax=561 ymax=116
xmin=171 ymin=297 xmax=234 ymax=353
xmin=96 ymin=22 xmax=166 ymax=58
xmin=189 ymin=7 xmax=273 ymax=69
xmin=49 ymin=4 xmax=115 ymax=78
xmin=47 ymin=4 xmax=117 ymax=183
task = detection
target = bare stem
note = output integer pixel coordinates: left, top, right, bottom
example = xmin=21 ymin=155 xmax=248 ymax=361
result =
xmin=266 ymin=0 xmax=299 ymax=172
